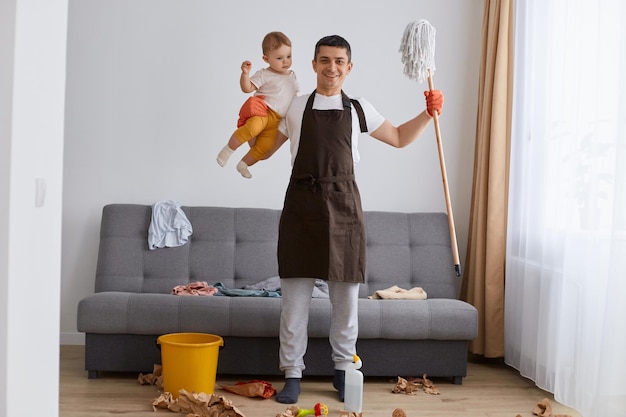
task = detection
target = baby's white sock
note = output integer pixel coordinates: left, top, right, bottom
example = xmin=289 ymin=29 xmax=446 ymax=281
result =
xmin=236 ymin=161 xmax=252 ymax=179
xmin=216 ymin=145 xmax=234 ymax=167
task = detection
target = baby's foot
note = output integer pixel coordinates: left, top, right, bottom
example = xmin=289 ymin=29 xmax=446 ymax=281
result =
xmin=216 ymin=145 xmax=234 ymax=167
xmin=236 ymin=161 xmax=252 ymax=179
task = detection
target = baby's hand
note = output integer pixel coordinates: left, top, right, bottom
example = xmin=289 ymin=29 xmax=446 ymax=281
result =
xmin=241 ymin=60 xmax=252 ymax=74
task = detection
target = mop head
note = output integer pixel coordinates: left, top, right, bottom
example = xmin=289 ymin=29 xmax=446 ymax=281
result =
xmin=399 ymin=19 xmax=436 ymax=83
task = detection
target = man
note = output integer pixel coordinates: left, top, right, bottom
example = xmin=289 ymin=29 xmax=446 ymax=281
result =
xmin=268 ymin=34 xmax=443 ymax=404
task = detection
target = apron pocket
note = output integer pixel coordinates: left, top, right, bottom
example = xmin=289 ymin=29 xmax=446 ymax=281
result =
xmin=326 ymin=190 xmax=363 ymax=281
xmin=326 ymin=190 xmax=357 ymax=227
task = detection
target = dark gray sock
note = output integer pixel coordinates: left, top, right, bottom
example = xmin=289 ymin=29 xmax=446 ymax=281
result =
xmin=333 ymin=369 xmax=346 ymax=402
xmin=275 ymin=378 xmax=301 ymax=404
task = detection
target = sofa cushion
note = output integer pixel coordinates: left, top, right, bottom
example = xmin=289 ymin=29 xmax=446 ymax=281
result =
xmin=95 ymin=205 xmax=282 ymax=294
xmin=362 ymin=211 xmax=458 ymax=299
xmin=94 ymin=205 xmax=462 ymax=298
xmin=78 ymin=292 xmax=477 ymax=340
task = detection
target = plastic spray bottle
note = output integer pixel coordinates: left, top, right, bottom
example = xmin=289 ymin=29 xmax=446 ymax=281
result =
xmin=344 ymin=354 xmax=363 ymax=412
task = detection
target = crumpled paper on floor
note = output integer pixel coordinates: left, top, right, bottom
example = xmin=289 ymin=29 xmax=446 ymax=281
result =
xmin=391 ymin=409 xmax=406 ymax=417
xmin=152 ymin=389 xmax=245 ymax=417
xmin=523 ymin=397 xmax=571 ymax=417
xmin=138 ymin=364 xmax=163 ymax=387
xmin=275 ymin=406 xmax=300 ymax=417
xmin=392 ymin=375 xmax=440 ymax=395
xmin=368 ymin=285 xmax=427 ymax=300
xmin=220 ymin=380 xmax=276 ymax=398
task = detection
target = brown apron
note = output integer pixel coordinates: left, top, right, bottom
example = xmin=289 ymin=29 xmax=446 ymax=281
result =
xmin=278 ymin=91 xmax=366 ymax=283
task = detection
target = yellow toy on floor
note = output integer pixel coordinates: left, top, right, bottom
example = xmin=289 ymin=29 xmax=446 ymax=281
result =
xmin=297 ymin=403 xmax=329 ymax=417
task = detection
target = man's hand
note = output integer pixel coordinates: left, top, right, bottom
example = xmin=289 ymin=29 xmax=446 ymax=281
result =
xmin=424 ymin=90 xmax=444 ymax=117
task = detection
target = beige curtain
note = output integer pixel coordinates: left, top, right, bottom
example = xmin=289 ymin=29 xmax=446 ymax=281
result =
xmin=460 ymin=0 xmax=514 ymax=358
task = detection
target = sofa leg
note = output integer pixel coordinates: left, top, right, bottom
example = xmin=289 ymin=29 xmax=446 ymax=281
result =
xmin=452 ymin=376 xmax=462 ymax=385
xmin=88 ymin=370 xmax=98 ymax=379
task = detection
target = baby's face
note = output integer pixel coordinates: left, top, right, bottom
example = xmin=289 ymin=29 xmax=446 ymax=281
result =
xmin=264 ymin=44 xmax=292 ymax=74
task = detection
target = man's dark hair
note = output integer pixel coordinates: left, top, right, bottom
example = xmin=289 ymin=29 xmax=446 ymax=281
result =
xmin=314 ymin=35 xmax=352 ymax=62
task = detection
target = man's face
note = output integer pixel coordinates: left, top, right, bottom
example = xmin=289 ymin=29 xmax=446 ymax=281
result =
xmin=312 ymin=45 xmax=353 ymax=96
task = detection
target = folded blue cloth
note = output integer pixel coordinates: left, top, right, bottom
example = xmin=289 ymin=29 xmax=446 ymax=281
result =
xmin=242 ymin=276 xmax=330 ymax=298
xmin=214 ymin=282 xmax=281 ymax=297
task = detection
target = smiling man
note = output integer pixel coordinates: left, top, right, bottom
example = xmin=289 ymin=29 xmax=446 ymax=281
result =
xmin=266 ymin=34 xmax=444 ymax=404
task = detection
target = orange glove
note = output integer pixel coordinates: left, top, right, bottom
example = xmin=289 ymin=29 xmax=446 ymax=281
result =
xmin=237 ymin=95 xmax=268 ymax=128
xmin=424 ymin=90 xmax=444 ymax=117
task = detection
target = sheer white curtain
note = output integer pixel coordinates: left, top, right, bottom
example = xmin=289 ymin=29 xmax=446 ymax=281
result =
xmin=506 ymin=1 xmax=626 ymax=416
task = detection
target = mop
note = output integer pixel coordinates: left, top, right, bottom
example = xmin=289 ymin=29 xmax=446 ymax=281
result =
xmin=400 ymin=20 xmax=461 ymax=276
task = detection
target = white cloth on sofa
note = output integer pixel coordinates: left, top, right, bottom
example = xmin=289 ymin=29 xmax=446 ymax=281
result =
xmin=368 ymin=285 xmax=428 ymax=300
xmin=148 ymin=200 xmax=193 ymax=250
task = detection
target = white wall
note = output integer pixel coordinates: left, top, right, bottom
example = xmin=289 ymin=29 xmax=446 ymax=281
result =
xmin=61 ymin=0 xmax=483 ymax=344
xmin=1 ymin=0 xmax=67 ymax=415
xmin=0 ymin=0 xmax=13 ymax=409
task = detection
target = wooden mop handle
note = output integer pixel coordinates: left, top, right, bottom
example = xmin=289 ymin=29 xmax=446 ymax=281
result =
xmin=427 ymin=69 xmax=461 ymax=276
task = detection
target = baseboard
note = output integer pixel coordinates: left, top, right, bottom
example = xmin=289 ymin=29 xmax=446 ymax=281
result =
xmin=61 ymin=332 xmax=85 ymax=345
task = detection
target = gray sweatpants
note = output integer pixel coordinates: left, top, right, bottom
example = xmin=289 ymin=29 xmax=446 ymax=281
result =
xmin=279 ymin=278 xmax=360 ymax=378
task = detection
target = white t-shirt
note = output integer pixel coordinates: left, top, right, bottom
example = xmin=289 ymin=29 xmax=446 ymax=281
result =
xmin=279 ymin=93 xmax=386 ymax=165
xmin=249 ymin=68 xmax=299 ymax=117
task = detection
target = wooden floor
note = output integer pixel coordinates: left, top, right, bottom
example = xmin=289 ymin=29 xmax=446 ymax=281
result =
xmin=59 ymin=345 xmax=581 ymax=417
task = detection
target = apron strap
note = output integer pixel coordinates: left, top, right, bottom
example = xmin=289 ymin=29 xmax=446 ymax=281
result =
xmin=350 ymin=99 xmax=368 ymax=133
xmin=291 ymin=173 xmax=356 ymax=191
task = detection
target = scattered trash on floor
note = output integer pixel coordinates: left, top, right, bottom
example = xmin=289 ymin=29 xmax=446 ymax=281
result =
xmin=152 ymin=389 xmax=245 ymax=417
xmin=138 ymin=364 xmax=163 ymax=387
xmin=516 ymin=397 xmax=572 ymax=417
xmin=276 ymin=405 xmax=300 ymax=417
xmin=391 ymin=408 xmax=406 ymax=417
xmin=220 ymin=379 xmax=276 ymax=398
xmin=137 ymin=370 xmax=575 ymax=417
xmin=391 ymin=375 xmax=440 ymax=395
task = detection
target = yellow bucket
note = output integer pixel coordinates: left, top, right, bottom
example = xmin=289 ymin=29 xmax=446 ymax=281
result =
xmin=157 ymin=333 xmax=224 ymax=397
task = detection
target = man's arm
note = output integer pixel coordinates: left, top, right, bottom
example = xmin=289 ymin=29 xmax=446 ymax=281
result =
xmin=370 ymin=89 xmax=443 ymax=148
xmin=370 ymin=111 xmax=432 ymax=148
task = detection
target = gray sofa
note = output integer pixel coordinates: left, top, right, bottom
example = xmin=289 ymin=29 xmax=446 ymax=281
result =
xmin=77 ymin=204 xmax=477 ymax=384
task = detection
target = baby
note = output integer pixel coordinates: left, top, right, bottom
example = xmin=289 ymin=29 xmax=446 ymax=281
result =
xmin=216 ymin=31 xmax=299 ymax=178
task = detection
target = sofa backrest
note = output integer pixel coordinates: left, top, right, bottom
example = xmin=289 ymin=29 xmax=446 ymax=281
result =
xmin=95 ymin=204 xmax=459 ymax=299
